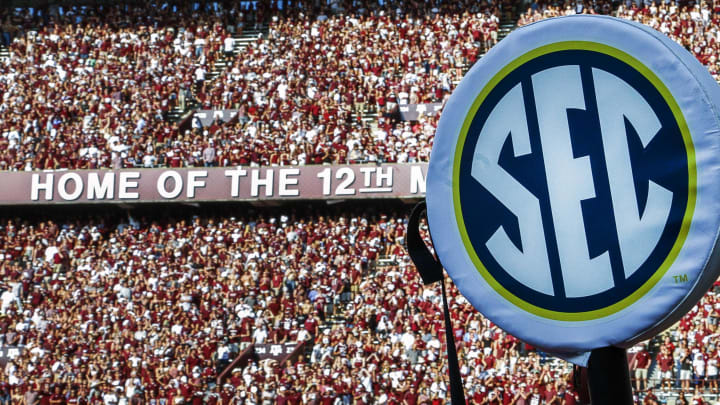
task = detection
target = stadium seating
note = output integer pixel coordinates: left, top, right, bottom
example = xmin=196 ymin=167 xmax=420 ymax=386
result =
xmin=0 ymin=205 xmax=576 ymax=405
xmin=1 ymin=0 xmax=720 ymax=404
xmin=0 ymin=1 xmax=500 ymax=170
xmin=518 ymin=1 xmax=720 ymax=80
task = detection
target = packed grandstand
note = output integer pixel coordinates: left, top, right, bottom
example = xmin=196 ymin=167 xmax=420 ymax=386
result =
xmin=0 ymin=0 xmax=719 ymax=404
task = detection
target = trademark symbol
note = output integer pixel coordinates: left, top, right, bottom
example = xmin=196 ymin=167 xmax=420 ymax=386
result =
xmin=673 ymin=274 xmax=689 ymax=283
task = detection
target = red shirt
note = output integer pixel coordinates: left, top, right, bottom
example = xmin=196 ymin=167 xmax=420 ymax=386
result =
xmin=304 ymin=317 xmax=318 ymax=334
xmin=564 ymin=390 xmax=578 ymax=405
xmin=657 ymin=353 xmax=673 ymax=372
xmin=635 ymin=350 xmax=651 ymax=369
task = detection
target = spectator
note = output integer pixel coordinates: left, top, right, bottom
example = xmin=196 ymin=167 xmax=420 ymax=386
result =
xmin=656 ymin=345 xmax=674 ymax=391
xmin=631 ymin=343 xmax=651 ymax=392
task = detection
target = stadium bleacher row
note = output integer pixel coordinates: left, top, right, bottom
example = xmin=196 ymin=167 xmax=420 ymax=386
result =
xmin=519 ymin=0 xmax=720 ymax=80
xmin=0 ymin=203 xmax=574 ymax=405
xmin=0 ymin=0 xmax=503 ymax=170
xmin=0 ymin=0 xmax=720 ymax=404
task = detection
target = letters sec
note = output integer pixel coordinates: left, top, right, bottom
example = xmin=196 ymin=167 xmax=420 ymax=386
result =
xmin=454 ymin=43 xmax=694 ymax=315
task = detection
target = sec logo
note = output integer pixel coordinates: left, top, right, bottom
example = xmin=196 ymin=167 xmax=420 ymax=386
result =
xmin=427 ymin=16 xmax=720 ymax=353
xmin=457 ymin=42 xmax=694 ymax=318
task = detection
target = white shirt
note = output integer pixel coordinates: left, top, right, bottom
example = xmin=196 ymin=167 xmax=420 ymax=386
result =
xmin=400 ymin=332 xmax=415 ymax=350
xmin=103 ymin=392 xmax=118 ymax=405
xmin=277 ymin=82 xmax=288 ymax=100
xmin=253 ymin=328 xmax=268 ymax=344
xmin=224 ymin=37 xmax=235 ymax=53
xmin=194 ymin=67 xmax=206 ymax=81
xmin=45 ymin=245 xmax=59 ymax=262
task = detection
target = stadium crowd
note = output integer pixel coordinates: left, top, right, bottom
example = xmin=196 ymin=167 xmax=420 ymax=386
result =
xmin=0 ymin=0 xmax=719 ymax=170
xmin=1 ymin=0 xmax=720 ymax=403
xmin=0 ymin=2 xmax=240 ymax=171
xmin=0 ymin=0 xmax=503 ymax=170
xmin=0 ymin=206 xmax=581 ymax=405
xmin=518 ymin=0 xmax=720 ymax=79
xmin=1 ymin=205 xmax=718 ymax=404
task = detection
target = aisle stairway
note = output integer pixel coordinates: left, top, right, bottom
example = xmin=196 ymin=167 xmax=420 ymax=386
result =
xmin=165 ymin=24 xmax=269 ymax=123
xmin=204 ymin=24 xmax=268 ymax=83
xmin=498 ymin=20 xmax=516 ymax=41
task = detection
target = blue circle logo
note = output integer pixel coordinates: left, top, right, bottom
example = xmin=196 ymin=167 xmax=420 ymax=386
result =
xmin=427 ymin=16 xmax=720 ymax=352
xmin=454 ymin=44 xmax=693 ymax=317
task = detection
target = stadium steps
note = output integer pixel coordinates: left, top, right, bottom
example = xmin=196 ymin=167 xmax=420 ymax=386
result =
xmin=205 ymin=24 xmax=268 ymax=83
xmin=165 ymin=25 xmax=268 ymax=123
xmin=166 ymin=100 xmax=199 ymax=123
xmin=647 ymin=334 xmax=664 ymax=389
xmin=499 ymin=5 xmax=519 ymax=39
xmin=647 ymin=358 xmax=660 ymax=388
xmin=350 ymin=111 xmax=380 ymax=128
xmin=498 ymin=22 xmax=516 ymax=41
xmin=0 ymin=45 xmax=9 ymax=60
xmin=233 ymin=25 xmax=268 ymax=53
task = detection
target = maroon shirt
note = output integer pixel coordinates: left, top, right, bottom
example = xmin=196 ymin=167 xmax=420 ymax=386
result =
xmin=635 ymin=350 xmax=651 ymax=369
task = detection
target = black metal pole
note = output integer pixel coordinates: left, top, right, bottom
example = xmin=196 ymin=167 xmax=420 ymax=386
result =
xmin=587 ymin=346 xmax=634 ymax=405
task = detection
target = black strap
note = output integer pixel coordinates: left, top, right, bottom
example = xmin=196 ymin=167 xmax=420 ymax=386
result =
xmin=406 ymin=201 xmax=466 ymax=405
xmin=407 ymin=201 xmax=443 ymax=285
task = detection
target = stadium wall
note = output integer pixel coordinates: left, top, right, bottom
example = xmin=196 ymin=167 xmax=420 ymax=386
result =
xmin=0 ymin=163 xmax=428 ymax=204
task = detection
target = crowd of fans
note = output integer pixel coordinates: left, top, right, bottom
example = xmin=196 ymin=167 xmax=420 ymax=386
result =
xmin=639 ymin=290 xmax=720 ymax=403
xmin=3 ymin=0 xmax=720 ymax=403
xmin=179 ymin=115 xmax=437 ymax=167
xmin=518 ymin=0 xmax=720 ymax=80
xmin=616 ymin=287 xmax=720 ymax=404
xmin=186 ymin=6 xmax=500 ymax=166
xmin=0 ymin=2 xmax=244 ymax=171
xmin=0 ymin=2 xmax=258 ymax=171
xmin=3 ymin=202 xmax=719 ymax=404
xmin=200 ymin=10 xmax=494 ymax=112
xmin=1 ymin=201 xmax=720 ymax=405
xmin=0 ymin=204 xmax=587 ymax=404
xmin=0 ymin=0 xmax=503 ymax=170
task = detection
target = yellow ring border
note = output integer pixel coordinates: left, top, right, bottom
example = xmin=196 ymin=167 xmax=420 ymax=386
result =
xmin=452 ymin=41 xmax=697 ymax=321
